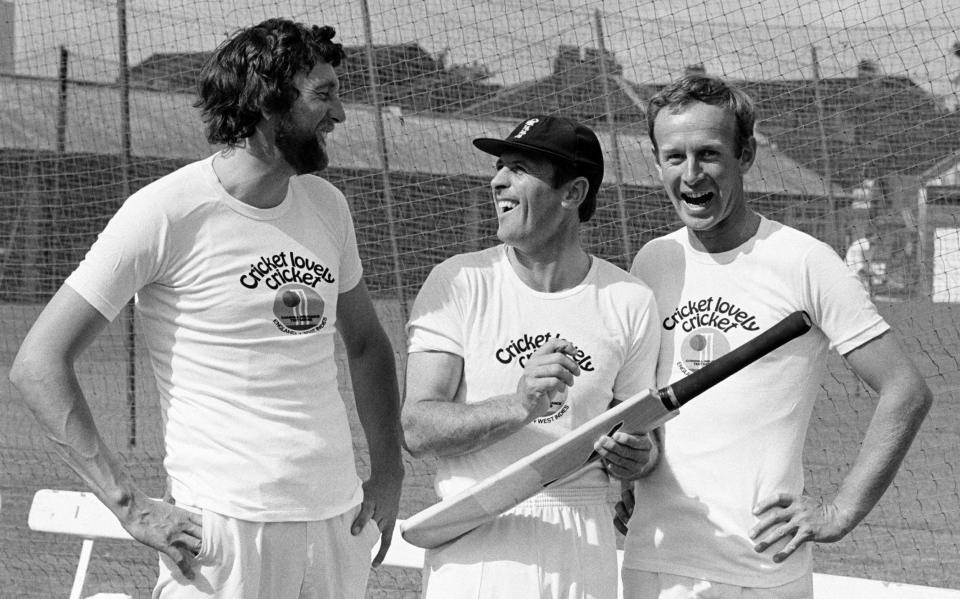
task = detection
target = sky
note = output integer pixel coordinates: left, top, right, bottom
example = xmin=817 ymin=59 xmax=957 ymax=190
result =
xmin=7 ymin=0 xmax=960 ymax=102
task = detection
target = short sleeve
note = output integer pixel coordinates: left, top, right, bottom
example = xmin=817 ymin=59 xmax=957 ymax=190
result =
xmin=406 ymin=261 xmax=465 ymax=356
xmin=613 ymin=284 xmax=661 ymax=401
xmin=64 ymin=194 xmax=166 ymax=321
xmin=803 ymin=241 xmax=889 ymax=355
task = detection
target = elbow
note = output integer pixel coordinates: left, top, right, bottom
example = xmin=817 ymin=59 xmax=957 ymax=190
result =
xmin=403 ymin=436 xmax=429 ymax=458
xmin=908 ymin=364 xmax=934 ymax=414
xmin=402 ymin=429 xmax=429 ymax=458
xmin=9 ymin=346 xmax=51 ymax=400
xmin=345 ymin=326 xmax=393 ymax=362
xmin=400 ymin=412 xmax=431 ymax=458
xmin=897 ymin=371 xmax=934 ymax=427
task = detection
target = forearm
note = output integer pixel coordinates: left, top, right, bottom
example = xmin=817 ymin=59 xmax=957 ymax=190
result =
xmin=347 ymin=334 xmax=403 ymax=475
xmin=11 ymin=357 xmax=141 ymax=515
xmin=402 ymin=341 xmax=581 ymax=457
xmin=831 ymin=380 xmax=932 ymax=533
xmin=402 ymin=393 xmax=530 ymax=457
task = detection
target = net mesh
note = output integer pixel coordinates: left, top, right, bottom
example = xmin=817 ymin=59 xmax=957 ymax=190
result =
xmin=1 ymin=0 xmax=959 ymax=596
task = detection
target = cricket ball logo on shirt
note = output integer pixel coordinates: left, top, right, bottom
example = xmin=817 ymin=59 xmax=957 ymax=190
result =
xmin=678 ymin=327 xmax=731 ymax=375
xmin=272 ymin=284 xmax=328 ymax=334
xmin=239 ymin=250 xmax=335 ymax=335
xmin=664 ymin=296 xmax=759 ymax=375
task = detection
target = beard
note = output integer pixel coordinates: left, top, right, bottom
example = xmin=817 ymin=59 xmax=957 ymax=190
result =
xmin=275 ymin=113 xmax=328 ymax=175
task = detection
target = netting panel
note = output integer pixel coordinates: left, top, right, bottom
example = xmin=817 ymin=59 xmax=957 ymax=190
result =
xmin=1 ymin=1 xmax=959 ymax=596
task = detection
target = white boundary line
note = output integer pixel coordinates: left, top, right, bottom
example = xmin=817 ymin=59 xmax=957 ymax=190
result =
xmin=813 ymin=573 xmax=960 ymax=599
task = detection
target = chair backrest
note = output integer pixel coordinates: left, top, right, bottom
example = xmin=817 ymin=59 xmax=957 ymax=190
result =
xmin=28 ymin=488 xmax=131 ymax=540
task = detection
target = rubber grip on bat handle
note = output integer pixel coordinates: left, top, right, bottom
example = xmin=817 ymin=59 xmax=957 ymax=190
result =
xmin=659 ymin=310 xmax=812 ymax=410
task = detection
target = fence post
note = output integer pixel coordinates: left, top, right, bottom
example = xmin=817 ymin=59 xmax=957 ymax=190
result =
xmin=117 ymin=0 xmax=137 ymax=447
xmin=360 ymin=0 xmax=407 ymax=317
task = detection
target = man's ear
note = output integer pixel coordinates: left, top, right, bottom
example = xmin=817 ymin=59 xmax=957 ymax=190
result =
xmin=652 ymin=146 xmax=663 ymax=179
xmin=739 ymin=136 xmax=757 ymax=174
xmin=261 ymin=109 xmax=278 ymax=125
xmin=255 ymin=110 xmax=278 ymax=142
xmin=561 ymin=177 xmax=589 ymax=212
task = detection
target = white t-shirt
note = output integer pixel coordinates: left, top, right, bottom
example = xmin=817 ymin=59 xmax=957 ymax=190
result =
xmin=624 ymin=217 xmax=888 ymax=587
xmin=66 ymin=155 xmax=364 ymax=521
xmin=406 ymin=245 xmax=660 ymax=498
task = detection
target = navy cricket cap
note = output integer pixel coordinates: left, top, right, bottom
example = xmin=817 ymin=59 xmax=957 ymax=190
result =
xmin=473 ymin=116 xmax=604 ymax=173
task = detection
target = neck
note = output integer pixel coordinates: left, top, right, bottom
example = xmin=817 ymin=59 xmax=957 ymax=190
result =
xmin=507 ymin=241 xmax=591 ymax=293
xmin=211 ymin=135 xmax=295 ymax=209
xmin=689 ymin=208 xmax=761 ymax=254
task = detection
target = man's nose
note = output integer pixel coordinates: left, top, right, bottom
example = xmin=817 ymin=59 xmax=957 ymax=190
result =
xmin=683 ymin=157 xmax=703 ymax=183
xmin=329 ymin=95 xmax=346 ymax=123
xmin=491 ymin=166 xmax=510 ymax=190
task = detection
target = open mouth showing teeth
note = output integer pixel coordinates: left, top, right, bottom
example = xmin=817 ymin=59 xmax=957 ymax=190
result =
xmin=498 ymin=201 xmax=518 ymax=213
xmin=681 ymin=191 xmax=714 ymax=205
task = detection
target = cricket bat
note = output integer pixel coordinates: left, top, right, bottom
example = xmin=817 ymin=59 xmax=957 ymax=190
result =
xmin=401 ymin=310 xmax=812 ymax=549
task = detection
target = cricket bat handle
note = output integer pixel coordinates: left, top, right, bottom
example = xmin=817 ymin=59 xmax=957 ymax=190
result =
xmin=658 ymin=310 xmax=812 ymax=410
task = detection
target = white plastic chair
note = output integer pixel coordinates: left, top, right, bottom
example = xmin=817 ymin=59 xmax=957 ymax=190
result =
xmin=28 ymin=489 xmax=133 ymax=599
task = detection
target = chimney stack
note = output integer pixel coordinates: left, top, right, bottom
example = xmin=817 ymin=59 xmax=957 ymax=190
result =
xmin=857 ymin=59 xmax=879 ymax=79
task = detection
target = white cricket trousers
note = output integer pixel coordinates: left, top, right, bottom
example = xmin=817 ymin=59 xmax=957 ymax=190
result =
xmin=153 ymin=504 xmax=380 ymax=599
xmin=422 ymin=486 xmax=619 ymax=599
xmin=620 ymin=570 xmax=814 ymax=599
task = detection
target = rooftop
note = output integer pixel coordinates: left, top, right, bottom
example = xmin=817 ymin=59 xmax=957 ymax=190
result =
xmin=0 ymin=73 xmax=839 ymax=197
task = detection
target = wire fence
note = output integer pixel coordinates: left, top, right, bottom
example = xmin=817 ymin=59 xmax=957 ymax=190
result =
xmin=1 ymin=0 xmax=959 ymax=596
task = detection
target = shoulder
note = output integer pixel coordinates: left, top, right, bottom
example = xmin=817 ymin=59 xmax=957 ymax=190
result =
xmin=418 ymin=246 xmax=504 ymax=299
xmin=637 ymin=228 xmax=686 ymax=257
xmin=758 ymin=218 xmax=841 ymax=263
xmin=410 ymin=248 xmax=505 ymax=324
xmin=590 ymin=258 xmax=658 ymax=318
xmin=631 ymin=228 xmax=686 ymax=275
xmin=293 ymin=173 xmax=344 ymax=195
xmin=291 ymin=174 xmax=349 ymax=212
xmin=136 ymin=157 xmax=212 ymax=197
xmin=760 ymin=217 xmax=823 ymax=247
xmin=430 ymin=246 xmax=503 ymax=282
xmin=594 ymin=257 xmax=654 ymax=292
xmin=433 ymin=246 xmax=503 ymax=276
xmin=121 ymin=157 xmax=217 ymax=219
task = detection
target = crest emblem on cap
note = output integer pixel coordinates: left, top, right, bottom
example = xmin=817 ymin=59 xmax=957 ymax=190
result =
xmin=513 ymin=118 xmax=540 ymax=139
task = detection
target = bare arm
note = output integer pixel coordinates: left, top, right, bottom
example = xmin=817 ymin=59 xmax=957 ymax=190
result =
xmin=336 ymin=281 xmax=403 ymax=566
xmin=401 ymin=339 xmax=580 ymax=458
xmin=9 ymin=285 xmax=202 ymax=577
xmin=828 ymin=332 xmax=932 ymax=528
xmin=751 ymin=331 xmax=932 ymax=561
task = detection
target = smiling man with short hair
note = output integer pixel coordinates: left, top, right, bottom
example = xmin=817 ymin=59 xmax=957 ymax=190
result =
xmin=617 ymin=74 xmax=931 ymax=599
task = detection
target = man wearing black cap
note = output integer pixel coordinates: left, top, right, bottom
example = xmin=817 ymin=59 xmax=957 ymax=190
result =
xmin=401 ymin=116 xmax=662 ymax=598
